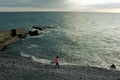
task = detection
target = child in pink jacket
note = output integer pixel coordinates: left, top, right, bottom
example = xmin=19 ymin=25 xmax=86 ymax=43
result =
xmin=54 ymin=56 xmax=60 ymax=68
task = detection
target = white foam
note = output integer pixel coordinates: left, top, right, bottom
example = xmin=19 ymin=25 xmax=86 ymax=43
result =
xmin=20 ymin=52 xmax=87 ymax=66
xmin=27 ymin=34 xmax=44 ymax=39
xmin=31 ymin=57 xmax=77 ymax=65
xmin=31 ymin=56 xmax=52 ymax=64
xmin=20 ymin=52 xmax=52 ymax=64
xmin=20 ymin=52 xmax=31 ymax=58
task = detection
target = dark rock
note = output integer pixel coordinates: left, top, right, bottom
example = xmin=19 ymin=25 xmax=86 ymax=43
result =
xmin=110 ymin=64 xmax=116 ymax=69
xmin=28 ymin=30 xmax=38 ymax=36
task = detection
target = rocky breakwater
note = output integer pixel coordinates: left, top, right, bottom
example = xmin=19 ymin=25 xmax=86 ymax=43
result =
xmin=0 ymin=28 xmax=26 ymax=51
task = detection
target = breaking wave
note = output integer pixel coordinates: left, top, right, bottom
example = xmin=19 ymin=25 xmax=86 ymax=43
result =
xmin=27 ymin=35 xmax=45 ymax=39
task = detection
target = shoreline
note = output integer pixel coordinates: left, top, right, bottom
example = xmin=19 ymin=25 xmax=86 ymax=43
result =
xmin=0 ymin=53 xmax=120 ymax=80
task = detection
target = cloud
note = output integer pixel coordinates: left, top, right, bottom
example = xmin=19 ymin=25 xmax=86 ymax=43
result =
xmin=0 ymin=0 xmax=120 ymax=12
xmin=86 ymin=2 xmax=120 ymax=9
xmin=0 ymin=0 xmax=29 ymax=7
xmin=0 ymin=0 xmax=68 ymax=9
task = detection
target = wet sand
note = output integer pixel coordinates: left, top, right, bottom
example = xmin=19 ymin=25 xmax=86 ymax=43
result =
xmin=0 ymin=54 xmax=120 ymax=80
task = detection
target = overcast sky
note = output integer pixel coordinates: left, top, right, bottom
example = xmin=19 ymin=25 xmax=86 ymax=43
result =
xmin=0 ymin=0 xmax=120 ymax=12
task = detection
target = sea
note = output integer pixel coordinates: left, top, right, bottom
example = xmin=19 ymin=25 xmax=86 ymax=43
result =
xmin=0 ymin=12 xmax=120 ymax=69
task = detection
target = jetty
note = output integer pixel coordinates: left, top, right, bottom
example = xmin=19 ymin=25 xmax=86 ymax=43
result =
xmin=0 ymin=28 xmax=26 ymax=51
xmin=0 ymin=25 xmax=54 ymax=51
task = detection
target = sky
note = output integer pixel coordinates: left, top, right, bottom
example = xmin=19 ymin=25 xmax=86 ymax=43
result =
xmin=0 ymin=0 xmax=120 ymax=13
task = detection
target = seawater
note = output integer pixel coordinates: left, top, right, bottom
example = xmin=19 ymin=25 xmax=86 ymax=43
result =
xmin=0 ymin=12 xmax=120 ymax=69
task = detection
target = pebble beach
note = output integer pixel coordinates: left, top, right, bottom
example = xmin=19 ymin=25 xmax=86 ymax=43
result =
xmin=0 ymin=54 xmax=120 ymax=80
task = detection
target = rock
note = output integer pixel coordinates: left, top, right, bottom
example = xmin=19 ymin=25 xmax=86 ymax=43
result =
xmin=110 ymin=64 xmax=116 ymax=69
xmin=28 ymin=30 xmax=39 ymax=36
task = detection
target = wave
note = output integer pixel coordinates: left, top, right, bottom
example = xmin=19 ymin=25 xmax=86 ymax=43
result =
xmin=19 ymin=52 xmax=120 ymax=70
xmin=20 ymin=52 xmax=52 ymax=64
xmin=20 ymin=52 xmax=31 ymax=58
xmin=20 ymin=52 xmax=76 ymax=65
xmin=31 ymin=56 xmax=78 ymax=65
xmin=31 ymin=56 xmax=52 ymax=64
xmin=27 ymin=34 xmax=45 ymax=39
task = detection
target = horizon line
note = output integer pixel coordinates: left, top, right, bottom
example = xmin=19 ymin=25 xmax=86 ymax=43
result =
xmin=0 ymin=11 xmax=120 ymax=14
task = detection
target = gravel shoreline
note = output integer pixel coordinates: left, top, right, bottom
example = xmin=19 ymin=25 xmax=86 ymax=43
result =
xmin=0 ymin=54 xmax=120 ymax=80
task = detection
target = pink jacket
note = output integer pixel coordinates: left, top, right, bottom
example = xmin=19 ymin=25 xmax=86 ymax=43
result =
xmin=54 ymin=58 xmax=59 ymax=64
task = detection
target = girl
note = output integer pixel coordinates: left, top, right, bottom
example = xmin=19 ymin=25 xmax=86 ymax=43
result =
xmin=54 ymin=56 xmax=60 ymax=68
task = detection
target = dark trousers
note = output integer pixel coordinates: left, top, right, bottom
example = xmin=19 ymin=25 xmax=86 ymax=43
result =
xmin=55 ymin=63 xmax=59 ymax=68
